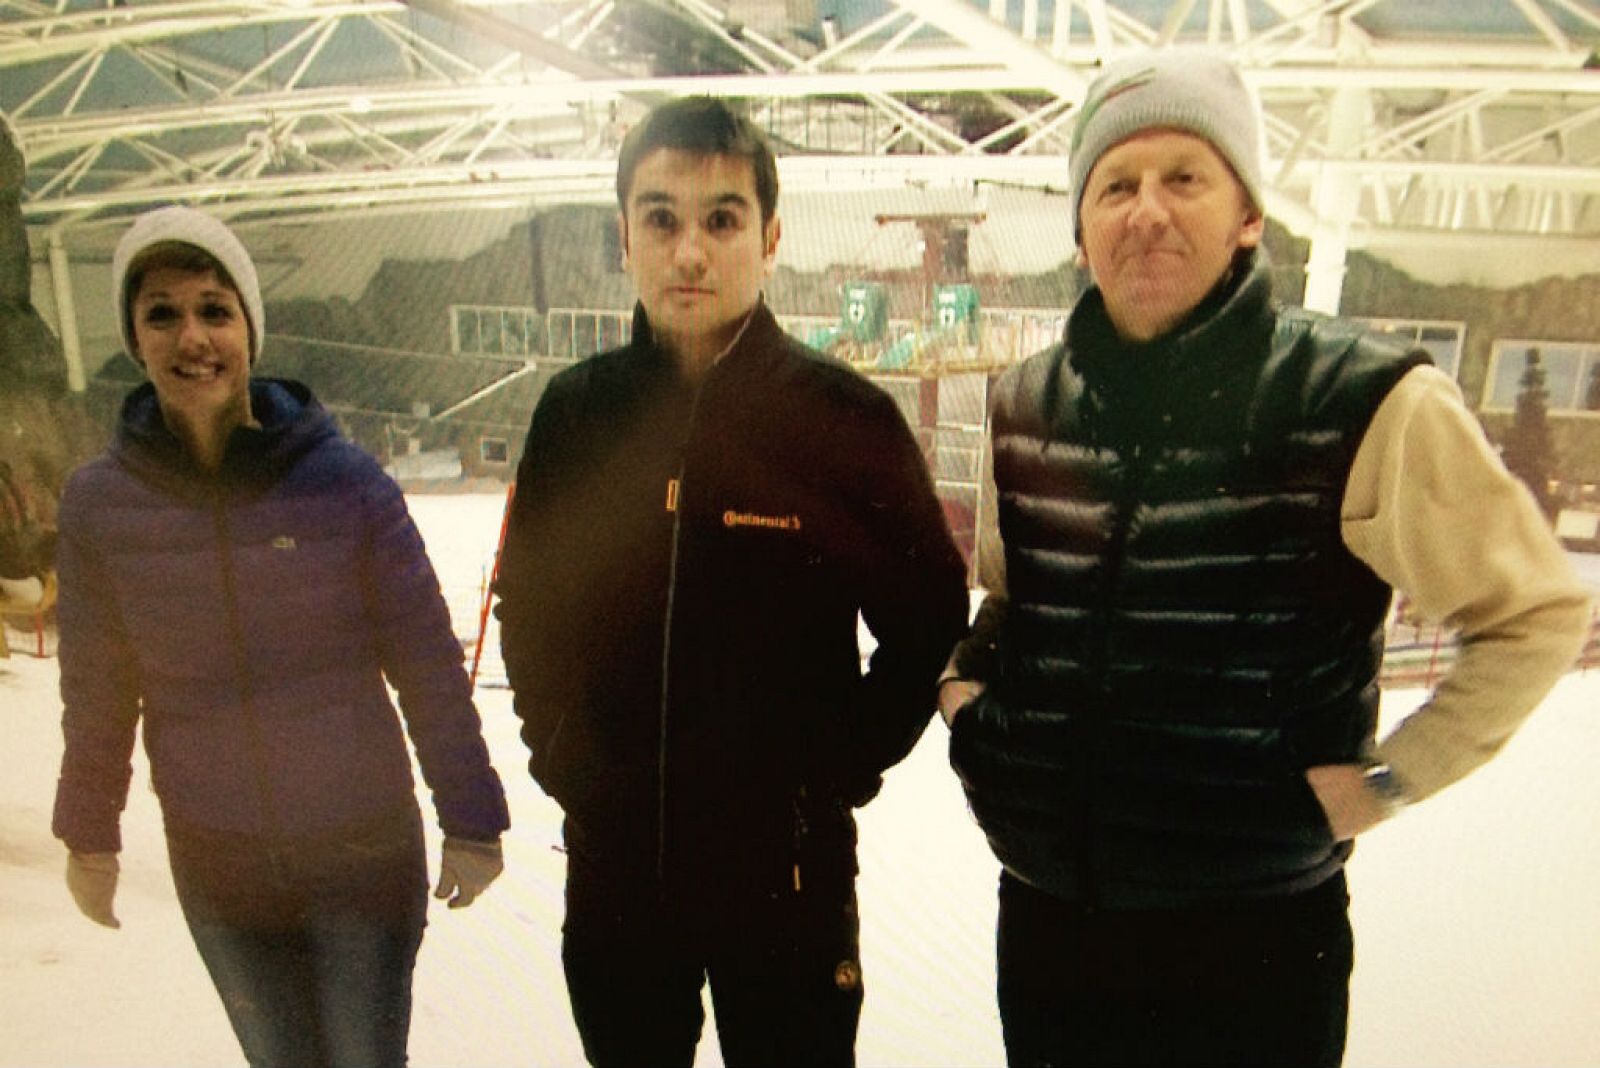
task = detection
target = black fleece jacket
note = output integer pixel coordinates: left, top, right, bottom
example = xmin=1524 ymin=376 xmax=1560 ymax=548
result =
xmin=496 ymin=301 xmax=968 ymax=889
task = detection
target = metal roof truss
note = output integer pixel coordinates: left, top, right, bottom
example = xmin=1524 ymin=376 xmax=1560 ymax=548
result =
xmin=2 ymin=0 xmax=1598 ymax=252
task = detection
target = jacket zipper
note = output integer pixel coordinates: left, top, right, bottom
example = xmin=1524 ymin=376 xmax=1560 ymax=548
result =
xmin=212 ymin=493 xmax=288 ymax=859
xmin=1080 ymin=385 xmax=1170 ymax=909
xmin=792 ymin=787 xmax=808 ymax=893
xmin=1081 ymin=356 xmax=1184 ymax=901
xmin=1076 ymin=464 xmax=1138 ymax=910
xmin=655 ymin=378 xmax=712 ymax=893
xmin=657 ymin=467 xmax=686 ymax=893
xmin=650 ymin=308 xmax=759 ymax=895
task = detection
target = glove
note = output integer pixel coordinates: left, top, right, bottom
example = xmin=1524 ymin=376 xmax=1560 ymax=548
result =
xmin=66 ymin=851 xmax=121 ymax=929
xmin=434 ymin=836 xmax=503 ymax=909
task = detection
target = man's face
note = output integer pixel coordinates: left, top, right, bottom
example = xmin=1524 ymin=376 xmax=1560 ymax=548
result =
xmin=620 ymin=148 xmax=780 ymax=361
xmin=1078 ymin=128 xmax=1263 ymax=342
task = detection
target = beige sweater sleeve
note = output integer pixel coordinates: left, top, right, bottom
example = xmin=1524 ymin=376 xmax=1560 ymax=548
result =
xmin=972 ymin=426 xmax=1007 ymax=597
xmin=939 ymin=430 xmax=1006 ymax=686
xmin=1342 ymin=365 xmax=1593 ymax=801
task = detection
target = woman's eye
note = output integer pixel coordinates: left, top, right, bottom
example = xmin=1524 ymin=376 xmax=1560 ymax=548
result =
xmin=202 ymin=303 xmax=235 ymax=322
xmin=142 ymin=305 xmax=177 ymax=325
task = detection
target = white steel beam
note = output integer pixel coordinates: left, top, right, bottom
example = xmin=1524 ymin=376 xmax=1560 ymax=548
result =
xmin=891 ymin=0 xmax=1090 ymax=95
xmin=1507 ymin=0 xmax=1575 ymax=53
xmin=861 ymin=15 xmax=927 ymax=72
xmin=1051 ymin=0 xmax=1071 ymax=56
xmin=11 ymin=46 xmax=101 ymax=118
xmin=1156 ymin=0 xmax=1200 ymax=46
xmin=221 ymin=17 xmax=330 ymax=98
xmin=1082 ymin=0 xmax=1114 ymax=53
xmin=1303 ymin=80 xmax=1364 ymax=314
xmin=1544 ymin=0 xmax=1600 ymax=33
xmin=9 ymin=0 xmax=1600 ymax=253
xmin=796 ymin=7 xmax=910 ymax=71
xmin=1226 ymin=0 xmax=1249 ymax=44
xmin=46 ymin=233 xmax=85 ymax=392
xmin=0 ymin=1 xmax=405 ymax=67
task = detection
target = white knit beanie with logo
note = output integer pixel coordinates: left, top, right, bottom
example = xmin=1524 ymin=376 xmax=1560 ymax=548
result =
xmin=111 ymin=205 xmax=265 ymax=365
xmin=1069 ymin=48 xmax=1265 ymax=238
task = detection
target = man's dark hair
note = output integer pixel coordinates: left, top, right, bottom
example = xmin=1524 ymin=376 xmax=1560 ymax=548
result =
xmin=615 ymin=97 xmax=779 ymax=225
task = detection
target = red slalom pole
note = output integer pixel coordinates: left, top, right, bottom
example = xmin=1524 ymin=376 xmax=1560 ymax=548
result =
xmin=469 ymin=480 xmax=516 ymax=692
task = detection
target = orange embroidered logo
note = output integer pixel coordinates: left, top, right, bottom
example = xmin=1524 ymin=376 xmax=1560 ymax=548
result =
xmin=722 ymin=510 xmax=802 ymax=532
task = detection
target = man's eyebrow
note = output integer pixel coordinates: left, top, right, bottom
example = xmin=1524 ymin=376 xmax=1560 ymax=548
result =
xmin=632 ymin=189 xmax=752 ymax=209
xmin=1093 ymin=148 xmax=1210 ymax=179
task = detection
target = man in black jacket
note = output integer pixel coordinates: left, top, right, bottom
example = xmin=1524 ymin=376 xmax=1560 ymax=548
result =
xmin=940 ymin=49 xmax=1591 ymax=1067
xmin=495 ymin=97 xmax=969 ymax=1067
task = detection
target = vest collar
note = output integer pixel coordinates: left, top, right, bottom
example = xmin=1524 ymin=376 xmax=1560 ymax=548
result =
xmin=1068 ymin=250 xmax=1274 ymax=391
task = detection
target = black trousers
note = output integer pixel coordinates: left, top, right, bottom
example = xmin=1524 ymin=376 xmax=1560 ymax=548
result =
xmin=559 ymin=820 xmax=864 ymax=1068
xmin=996 ymin=871 xmax=1354 ymax=1068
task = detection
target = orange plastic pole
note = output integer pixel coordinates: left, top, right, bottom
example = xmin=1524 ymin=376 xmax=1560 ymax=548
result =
xmin=469 ymin=481 xmax=517 ymax=692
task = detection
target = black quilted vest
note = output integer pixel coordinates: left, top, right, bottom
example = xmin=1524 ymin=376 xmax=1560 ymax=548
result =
xmin=951 ymin=259 xmax=1426 ymax=909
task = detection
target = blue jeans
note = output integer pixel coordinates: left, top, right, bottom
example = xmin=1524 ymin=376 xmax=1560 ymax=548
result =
xmin=167 ymin=808 xmax=429 ymax=1068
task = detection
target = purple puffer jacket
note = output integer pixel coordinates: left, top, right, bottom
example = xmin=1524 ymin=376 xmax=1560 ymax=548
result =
xmin=52 ymin=379 xmax=509 ymax=853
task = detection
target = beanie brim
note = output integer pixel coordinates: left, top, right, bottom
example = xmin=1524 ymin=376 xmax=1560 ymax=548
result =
xmin=1069 ymin=49 xmax=1264 ymax=239
xmin=110 ymin=207 xmax=265 ymax=367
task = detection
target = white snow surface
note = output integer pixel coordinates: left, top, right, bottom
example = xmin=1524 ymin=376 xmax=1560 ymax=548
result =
xmin=3 ymin=492 xmax=1598 ymax=1066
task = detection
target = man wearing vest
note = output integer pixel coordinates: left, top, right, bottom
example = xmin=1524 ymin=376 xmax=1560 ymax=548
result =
xmin=939 ymin=49 xmax=1592 ymax=1067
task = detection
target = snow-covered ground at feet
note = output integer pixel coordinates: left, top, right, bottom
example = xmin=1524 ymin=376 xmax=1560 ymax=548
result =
xmin=3 ymin=492 xmax=1598 ymax=1066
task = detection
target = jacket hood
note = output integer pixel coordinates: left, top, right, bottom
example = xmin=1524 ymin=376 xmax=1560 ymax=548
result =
xmin=112 ymin=377 xmax=339 ymax=498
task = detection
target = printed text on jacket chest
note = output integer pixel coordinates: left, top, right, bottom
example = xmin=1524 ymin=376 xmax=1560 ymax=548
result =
xmin=722 ymin=507 xmax=803 ymax=533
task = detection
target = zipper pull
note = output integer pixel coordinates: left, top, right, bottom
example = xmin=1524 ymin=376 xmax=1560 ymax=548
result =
xmin=792 ymin=786 xmax=807 ymax=894
xmin=665 ymin=477 xmax=680 ymax=513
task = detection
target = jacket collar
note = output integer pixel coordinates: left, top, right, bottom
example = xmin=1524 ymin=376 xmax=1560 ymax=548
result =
xmin=1067 ymin=249 xmax=1275 ymax=392
xmin=629 ymin=296 xmax=783 ymax=381
xmin=113 ymin=377 xmax=337 ymax=495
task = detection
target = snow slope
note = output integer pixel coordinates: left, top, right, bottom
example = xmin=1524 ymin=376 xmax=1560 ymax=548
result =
xmin=2 ymin=492 xmax=1596 ymax=1066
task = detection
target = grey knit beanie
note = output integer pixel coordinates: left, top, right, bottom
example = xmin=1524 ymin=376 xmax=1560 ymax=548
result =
xmin=1069 ymin=48 xmax=1263 ymax=237
xmin=111 ymin=205 xmax=265 ymax=365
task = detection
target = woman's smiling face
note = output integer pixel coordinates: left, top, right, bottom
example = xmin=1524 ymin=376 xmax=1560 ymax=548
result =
xmin=130 ymin=266 xmax=253 ymax=434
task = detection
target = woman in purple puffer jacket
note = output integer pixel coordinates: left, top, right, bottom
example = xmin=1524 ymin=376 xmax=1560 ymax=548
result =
xmin=51 ymin=206 xmax=510 ymax=1068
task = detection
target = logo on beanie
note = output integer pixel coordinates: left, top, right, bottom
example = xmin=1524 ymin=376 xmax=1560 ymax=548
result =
xmin=1071 ymin=66 xmax=1157 ymax=154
